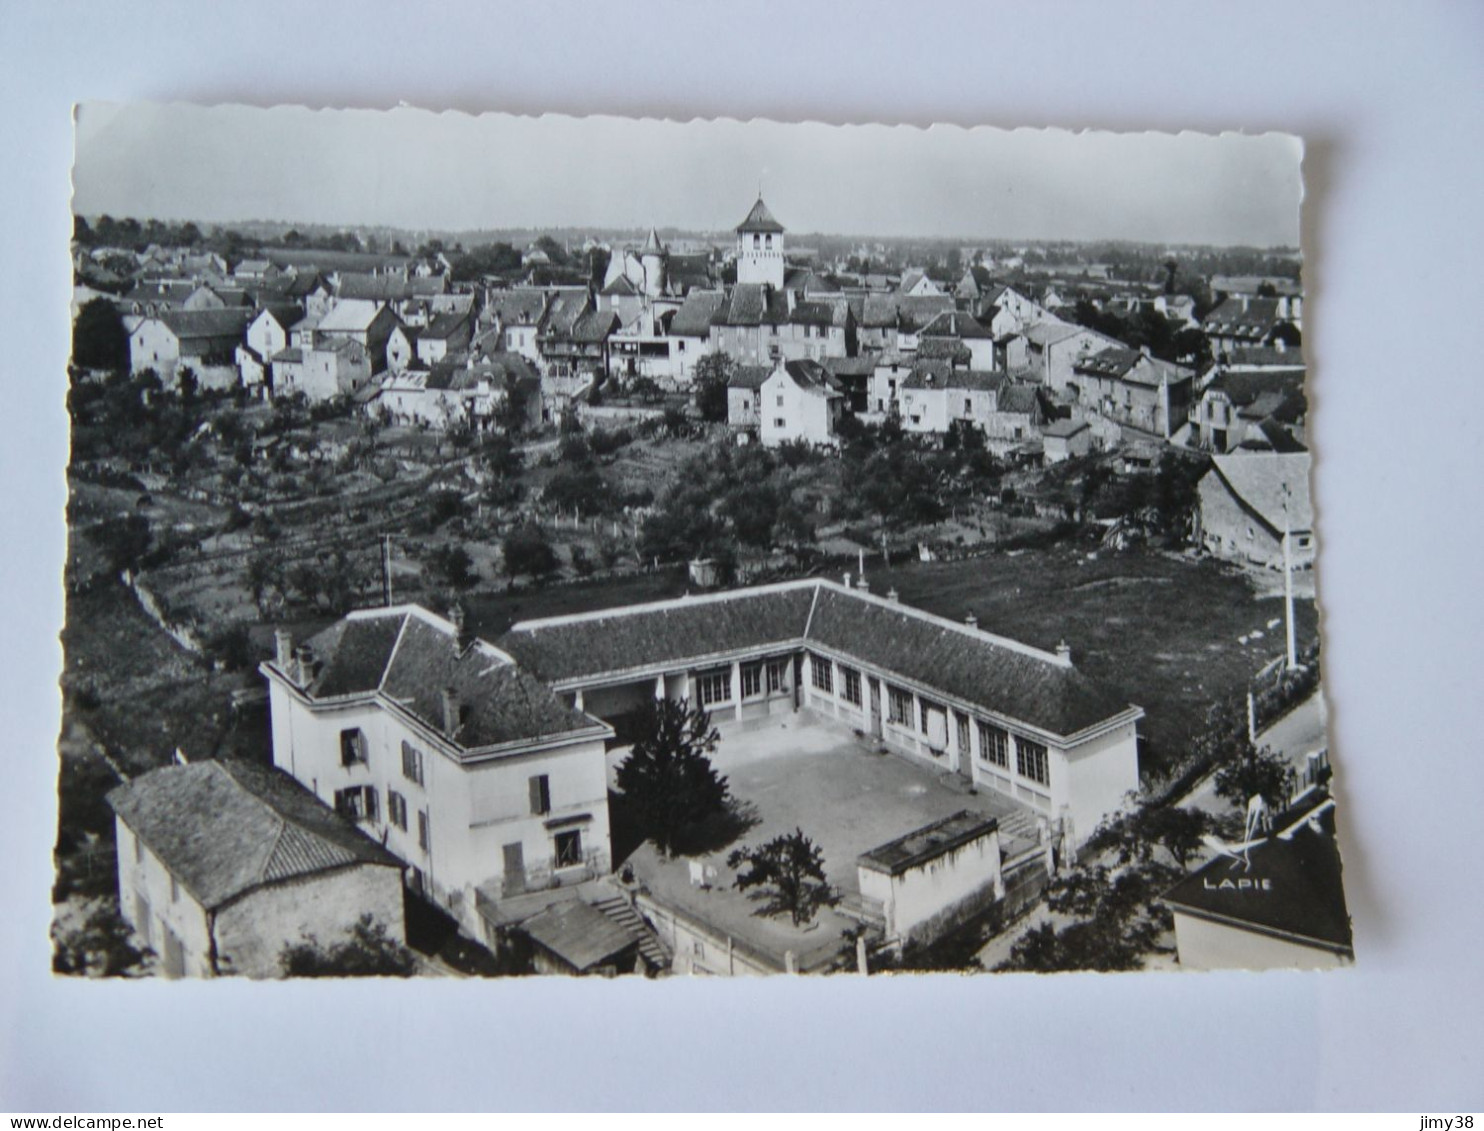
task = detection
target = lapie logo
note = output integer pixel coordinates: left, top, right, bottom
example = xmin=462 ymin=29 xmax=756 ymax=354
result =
xmin=1203 ymin=877 xmax=1273 ymax=892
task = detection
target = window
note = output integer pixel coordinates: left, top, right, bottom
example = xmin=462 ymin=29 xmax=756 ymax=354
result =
xmin=339 ymin=728 xmax=368 ymax=767
xmin=529 ymin=774 xmax=551 ymax=816
xmin=417 ymin=810 xmax=430 ymax=851
xmin=957 ymin=712 xmax=971 ymax=755
xmin=696 ymin=669 xmax=732 ymax=706
xmin=555 ymin=829 xmax=583 ymax=867
xmin=964 ymin=398 xmax=972 ymax=414
xmin=978 ymin=721 xmax=1010 ymax=768
xmin=741 ymin=663 xmax=763 ymax=699
xmin=841 ymin=666 xmax=862 ymax=706
xmin=334 ymin=785 xmax=378 ymax=823
xmin=887 ymin=685 xmax=913 ymax=726
xmin=767 ymin=659 xmax=787 ymax=693
xmin=1016 ymin=737 xmax=1050 ymax=787
xmin=773 ymin=417 xmax=786 ymax=428
xmin=389 ymin=790 xmax=408 ymax=831
xmin=401 ymin=741 xmax=424 ymax=786
xmin=810 ymin=655 xmax=834 ymax=694
xmin=776 ymin=394 xmax=784 ymax=407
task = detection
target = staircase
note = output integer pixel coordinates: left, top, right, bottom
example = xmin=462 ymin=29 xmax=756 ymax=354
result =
xmin=997 ymin=807 xmax=1042 ymax=847
xmin=590 ymin=893 xmax=671 ymax=972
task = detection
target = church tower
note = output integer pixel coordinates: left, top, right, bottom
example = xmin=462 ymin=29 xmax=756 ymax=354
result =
xmin=639 ymin=227 xmax=668 ymax=298
xmin=735 ymin=196 xmax=785 ymax=289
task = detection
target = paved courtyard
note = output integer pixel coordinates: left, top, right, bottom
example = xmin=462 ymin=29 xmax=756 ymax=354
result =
xmin=619 ymin=714 xmax=1033 ymax=969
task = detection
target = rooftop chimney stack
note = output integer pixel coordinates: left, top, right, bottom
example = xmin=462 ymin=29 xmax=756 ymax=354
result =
xmin=275 ymin=628 xmax=293 ymax=670
xmin=887 ymin=587 xmax=899 ymax=603
xmin=856 ymin=577 xmax=870 ymax=593
xmin=441 ymin=686 xmax=460 ymax=739
xmin=293 ymin=644 xmax=315 ymax=687
xmin=965 ymin=613 xmax=978 ymax=630
xmin=1056 ymin=639 xmax=1072 ymax=665
xmin=843 ymin=572 xmax=852 ymax=590
xmin=448 ymin=603 xmax=471 ymax=654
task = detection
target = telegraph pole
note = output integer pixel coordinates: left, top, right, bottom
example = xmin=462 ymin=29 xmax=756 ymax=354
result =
xmin=1281 ymin=481 xmax=1296 ymax=670
xmin=382 ymin=534 xmax=394 ymax=607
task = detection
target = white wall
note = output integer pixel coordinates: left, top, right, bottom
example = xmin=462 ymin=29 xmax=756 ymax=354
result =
xmin=858 ymin=826 xmax=1002 ymax=941
xmin=1171 ymin=911 xmax=1350 ymax=972
xmin=114 ymin=817 xmax=213 ymax=978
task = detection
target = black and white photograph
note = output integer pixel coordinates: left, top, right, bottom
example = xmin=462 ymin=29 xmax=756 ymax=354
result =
xmin=54 ymin=104 xmax=1347 ymax=981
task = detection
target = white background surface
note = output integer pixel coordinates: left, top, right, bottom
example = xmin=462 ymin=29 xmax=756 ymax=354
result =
xmin=1 ymin=0 xmax=1480 ymax=1113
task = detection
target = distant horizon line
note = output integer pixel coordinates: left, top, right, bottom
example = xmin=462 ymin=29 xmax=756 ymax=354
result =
xmin=74 ymin=212 xmax=1302 ymax=255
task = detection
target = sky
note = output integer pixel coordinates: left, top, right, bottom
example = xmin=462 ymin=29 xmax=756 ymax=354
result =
xmin=72 ymin=102 xmax=1303 ymax=247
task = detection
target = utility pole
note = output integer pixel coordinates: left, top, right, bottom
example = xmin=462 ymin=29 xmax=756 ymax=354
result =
xmin=1281 ymin=481 xmax=1296 ymax=670
xmin=382 ymin=534 xmax=394 ymax=607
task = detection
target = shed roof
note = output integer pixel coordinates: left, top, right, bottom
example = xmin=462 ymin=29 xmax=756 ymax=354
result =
xmin=858 ymin=810 xmax=999 ymax=876
xmin=520 ymin=899 xmax=638 ymax=972
xmin=1207 ymin=452 xmax=1313 ymax=532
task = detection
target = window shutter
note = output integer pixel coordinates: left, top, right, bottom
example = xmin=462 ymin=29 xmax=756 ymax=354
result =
xmin=529 ymin=774 xmax=550 ymax=815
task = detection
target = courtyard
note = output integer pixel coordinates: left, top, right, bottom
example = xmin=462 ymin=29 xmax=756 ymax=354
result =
xmin=616 ymin=714 xmax=1037 ymax=971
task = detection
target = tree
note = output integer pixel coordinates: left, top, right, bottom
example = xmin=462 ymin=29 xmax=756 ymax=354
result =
xmin=1213 ymin=744 xmax=1295 ymax=813
xmin=52 ymin=902 xmax=151 ymax=977
xmin=177 ymin=365 xmax=199 ymax=403
xmin=726 ymin=828 xmax=835 ymax=926
xmin=88 ymin=514 xmax=152 ymax=575
xmin=615 ymin=698 xmax=729 ymax=857
xmin=279 ymin=915 xmax=417 ymax=978
xmin=502 ymin=523 xmax=558 ymax=583
xmin=692 ymin=353 xmax=735 ymax=423
xmin=72 ymin=297 xmax=130 ymax=372
xmin=428 ymin=543 xmax=477 ymax=589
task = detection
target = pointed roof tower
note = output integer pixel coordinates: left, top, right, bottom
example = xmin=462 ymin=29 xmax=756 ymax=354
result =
xmin=642 ymin=227 xmax=666 ymax=255
xmin=736 ymin=196 xmax=785 ymax=235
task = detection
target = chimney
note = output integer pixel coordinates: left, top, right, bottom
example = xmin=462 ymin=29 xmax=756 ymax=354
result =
xmin=448 ymin=602 xmax=470 ymax=653
xmin=856 ymin=577 xmax=870 ymax=593
xmin=887 ymin=587 xmax=899 ymax=603
xmin=441 ymin=686 xmax=460 ymax=739
xmin=1055 ymin=640 xmax=1072 ymax=664
xmin=843 ymin=572 xmax=852 ymax=590
xmin=274 ymin=628 xmax=293 ymax=670
xmin=293 ymin=644 xmax=315 ymax=686
xmin=965 ymin=612 xmax=978 ymax=630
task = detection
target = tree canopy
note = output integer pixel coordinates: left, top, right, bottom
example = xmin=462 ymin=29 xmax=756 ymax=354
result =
xmin=727 ymin=828 xmax=835 ymax=926
xmin=615 ymin=698 xmax=729 ymax=857
xmin=279 ymin=915 xmax=417 ymax=978
xmin=72 ymin=297 xmax=129 ymax=372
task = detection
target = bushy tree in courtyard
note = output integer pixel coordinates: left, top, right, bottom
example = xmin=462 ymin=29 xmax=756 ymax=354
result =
xmin=1107 ymin=805 xmax=1215 ymax=871
xmin=616 ymin=698 xmax=729 ymax=858
xmin=727 ymin=828 xmax=836 ymax=927
xmin=279 ymin=914 xmax=417 ymax=978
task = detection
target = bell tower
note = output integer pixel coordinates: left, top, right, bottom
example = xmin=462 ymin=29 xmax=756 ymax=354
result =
xmin=735 ymin=195 xmax=785 ymax=289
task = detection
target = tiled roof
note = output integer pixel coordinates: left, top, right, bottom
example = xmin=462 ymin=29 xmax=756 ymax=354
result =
xmin=735 ymin=196 xmax=785 ymax=234
xmin=422 ymin=310 xmax=470 ymax=340
xmin=256 ymin=304 xmax=304 ymax=332
xmin=920 ymin=310 xmax=995 ymax=339
xmin=997 ymin=384 xmax=1041 ymax=415
xmin=1206 ymin=368 xmax=1306 ymax=414
xmin=1043 ymin=418 xmax=1090 ymax=439
xmin=713 ymin=283 xmax=789 ymax=327
xmin=821 ymin=357 xmax=877 ymax=378
xmin=944 ymin=369 xmax=1005 ymax=392
xmin=782 ymin=358 xmax=843 ymax=398
xmin=669 ymin=290 xmax=727 ymax=337
xmin=501 ymin=581 xmax=1138 ymax=739
xmin=289 ymin=608 xmax=603 ymax=750
xmin=337 ymin=273 xmax=446 ymax=301
xmin=860 ymin=293 xmax=956 ymax=330
xmin=486 ymin=289 xmax=549 ymax=325
xmin=520 ymin=899 xmax=639 ymax=972
xmin=156 ymin=308 xmax=254 ymax=340
xmin=601 ymin=275 xmax=640 ymax=297
xmin=107 ymin=760 xmax=399 ymax=910
xmin=318 ymin=299 xmax=388 ymax=335
xmin=1022 ymin=321 xmax=1089 ymax=347
xmin=916 ymin=339 xmax=972 ymax=364
xmin=901 ymin=360 xmax=955 ymax=389
xmin=500 ymin=585 xmax=820 ymax=685
xmin=727 ymin=364 xmax=773 ymax=390
xmin=1207 ymin=452 xmax=1313 ymax=532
